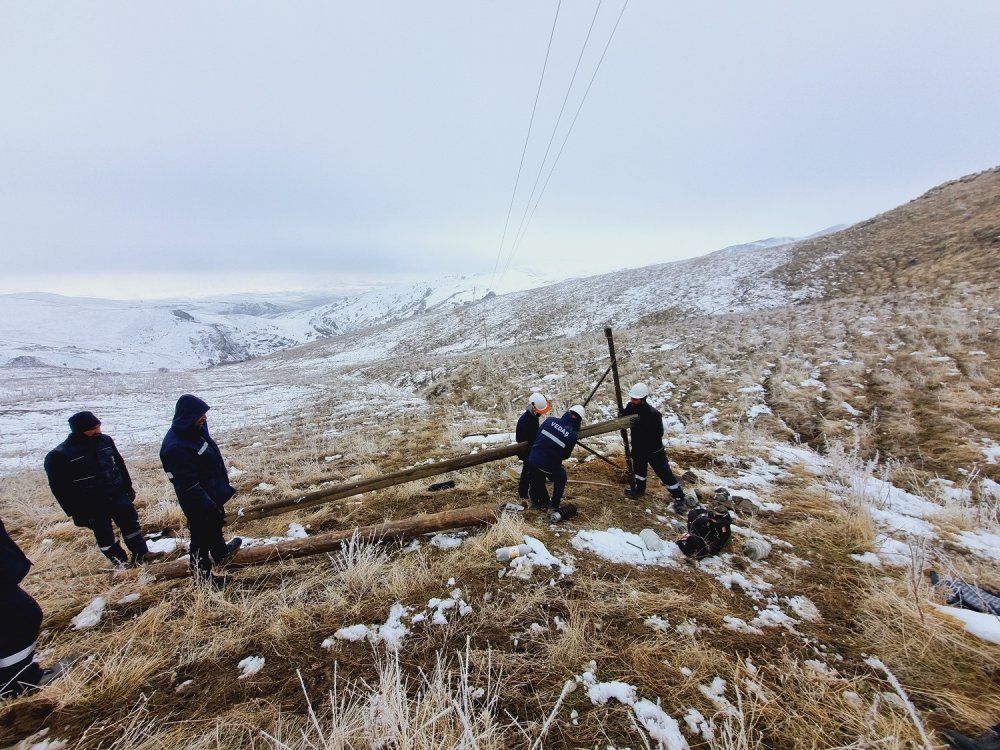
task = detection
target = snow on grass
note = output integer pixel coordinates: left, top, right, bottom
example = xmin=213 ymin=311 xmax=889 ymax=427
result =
xmin=645 ymin=615 xmax=671 ymax=632
xmin=783 ymin=595 xmax=821 ymax=621
xmin=323 ymin=603 xmax=413 ymax=651
xmin=430 ymin=533 xmax=462 ymax=550
xmin=932 ymin=604 xmax=1000 ymax=646
xmin=750 ymin=603 xmax=799 ymax=631
xmin=580 ymin=670 xmax=690 ymax=750
xmin=697 ymin=555 xmax=773 ymax=600
xmin=570 ymin=528 xmax=684 ymax=568
xmin=70 ymin=597 xmax=106 ymax=630
xmin=325 ymin=625 xmax=369 ymax=645
xmin=768 ymin=444 xmax=828 ymax=475
xmin=851 ymin=535 xmax=915 ymax=569
xmin=981 ymin=442 xmax=1000 ymax=464
xmin=842 ymin=474 xmax=943 ymax=520
xmin=951 ymin=529 xmax=1000 ymax=564
xmin=723 ymin=616 xmax=764 ymax=635
xmin=237 ymin=656 xmax=265 ymax=679
xmin=506 ymin=534 xmax=575 ymax=579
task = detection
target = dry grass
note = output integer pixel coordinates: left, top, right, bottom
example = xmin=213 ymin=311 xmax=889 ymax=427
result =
xmin=4 ymin=257 xmax=1000 ymax=748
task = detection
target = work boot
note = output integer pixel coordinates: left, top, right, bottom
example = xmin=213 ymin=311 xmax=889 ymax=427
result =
xmin=624 ymin=485 xmax=646 ymax=498
xmin=672 ymin=498 xmax=687 ymax=516
xmin=102 ymin=543 xmax=131 ymax=567
xmin=8 ymin=663 xmax=65 ymax=698
xmin=214 ymin=538 xmax=243 ymax=566
xmin=210 ymin=575 xmax=231 ymax=590
xmin=133 ymin=549 xmax=168 ymax=564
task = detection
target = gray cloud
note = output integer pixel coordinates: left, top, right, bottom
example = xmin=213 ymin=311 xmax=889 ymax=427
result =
xmin=1 ymin=1 xmax=999 ymax=297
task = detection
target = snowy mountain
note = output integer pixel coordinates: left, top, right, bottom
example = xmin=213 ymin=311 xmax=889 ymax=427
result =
xmin=0 ymin=269 xmax=555 ymax=373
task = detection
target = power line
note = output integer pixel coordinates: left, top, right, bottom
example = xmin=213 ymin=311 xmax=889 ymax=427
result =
xmin=501 ymin=0 xmax=605 ymax=276
xmin=492 ymin=0 xmax=564 ymax=278
xmin=506 ymin=0 xmax=630 ymax=268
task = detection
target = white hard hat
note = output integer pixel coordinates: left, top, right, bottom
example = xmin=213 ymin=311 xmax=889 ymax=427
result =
xmin=628 ymin=383 xmax=649 ymax=399
xmin=528 ymin=392 xmax=550 ymax=414
xmin=569 ymin=404 xmax=585 ymax=421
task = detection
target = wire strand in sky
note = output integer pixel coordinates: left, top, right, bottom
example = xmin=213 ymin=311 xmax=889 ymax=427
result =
xmin=505 ymin=0 xmax=629 ymax=270
xmin=500 ymin=0 xmax=605 ymax=277
xmin=491 ymin=0 xmax=563 ymax=279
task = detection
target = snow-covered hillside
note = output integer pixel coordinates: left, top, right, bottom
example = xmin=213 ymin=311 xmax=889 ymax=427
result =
xmin=0 ymin=269 xmax=554 ymax=373
xmin=0 ymin=241 xmax=815 ymax=375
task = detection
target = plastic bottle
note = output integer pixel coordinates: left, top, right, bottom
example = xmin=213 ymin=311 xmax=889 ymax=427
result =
xmin=639 ymin=528 xmax=664 ymax=551
xmin=496 ymin=544 xmax=531 ymax=562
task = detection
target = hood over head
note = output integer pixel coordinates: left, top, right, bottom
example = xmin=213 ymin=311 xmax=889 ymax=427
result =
xmin=172 ymin=394 xmax=210 ymax=431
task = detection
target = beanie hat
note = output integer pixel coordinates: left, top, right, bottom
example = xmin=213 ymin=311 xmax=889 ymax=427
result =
xmin=69 ymin=411 xmax=101 ymax=433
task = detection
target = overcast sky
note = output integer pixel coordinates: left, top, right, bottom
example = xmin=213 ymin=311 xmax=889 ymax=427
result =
xmin=2 ymin=2 xmax=998 ymax=300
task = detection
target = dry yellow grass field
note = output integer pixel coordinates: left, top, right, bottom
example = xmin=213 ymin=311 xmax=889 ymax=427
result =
xmin=2 ymin=168 xmax=1000 ymax=749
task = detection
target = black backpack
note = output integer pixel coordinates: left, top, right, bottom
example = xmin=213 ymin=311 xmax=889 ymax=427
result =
xmin=676 ymin=508 xmax=731 ymax=559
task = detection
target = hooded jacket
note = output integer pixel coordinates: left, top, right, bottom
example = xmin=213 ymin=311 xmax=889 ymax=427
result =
xmin=515 ymin=409 xmax=541 ymax=461
xmin=44 ymin=433 xmax=133 ymax=521
xmin=0 ymin=519 xmax=30 ymax=589
xmin=159 ymin=395 xmax=235 ymax=519
xmin=527 ymin=411 xmax=579 ymax=472
xmin=622 ymin=399 xmax=665 ymax=455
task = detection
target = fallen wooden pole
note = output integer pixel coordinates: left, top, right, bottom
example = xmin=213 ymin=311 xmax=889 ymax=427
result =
xmin=229 ymin=414 xmax=636 ymax=527
xmin=110 ymin=504 xmax=503 ymax=582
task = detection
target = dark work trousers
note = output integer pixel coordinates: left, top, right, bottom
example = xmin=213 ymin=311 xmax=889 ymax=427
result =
xmin=632 ymin=448 xmax=684 ymax=500
xmin=518 ymin=459 xmax=531 ymax=500
xmin=188 ymin=512 xmax=229 ymax=581
xmin=89 ymin=494 xmax=149 ymax=563
xmin=527 ymin=464 xmax=568 ymax=509
xmin=0 ymin=585 xmax=43 ymax=697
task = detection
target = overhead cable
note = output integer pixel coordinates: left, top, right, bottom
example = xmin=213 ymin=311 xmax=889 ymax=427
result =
xmin=492 ymin=0 xmax=564 ymax=278
xmin=506 ymin=0 xmax=629 ymax=267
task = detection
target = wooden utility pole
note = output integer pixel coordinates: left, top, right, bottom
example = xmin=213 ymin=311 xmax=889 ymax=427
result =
xmin=107 ymin=504 xmax=503 ymax=582
xmin=230 ymin=415 xmax=637 ymax=527
xmin=604 ymin=327 xmax=636 ymax=491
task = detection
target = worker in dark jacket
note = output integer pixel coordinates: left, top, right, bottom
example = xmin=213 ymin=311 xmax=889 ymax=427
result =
xmin=622 ymin=383 xmax=686 ymax=513
xmin=515 ymin=392 xmax=550 ymax=501
xmin=525 ymin=405 xmax=584 ymax=511
xmin=1 ymin=518 xmax=60 ymax=698
xmin=44 ymin=411 xmax=159 ymax=566
xmin=160 ymin=395 xmax=241 ymax=587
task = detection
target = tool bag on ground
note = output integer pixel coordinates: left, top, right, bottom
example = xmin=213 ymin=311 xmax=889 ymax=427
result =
xmin=676 ymin=507 xmax=732 ymax=559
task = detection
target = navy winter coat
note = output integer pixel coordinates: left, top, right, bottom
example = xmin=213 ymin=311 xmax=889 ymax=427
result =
xmin=0 ymin=519 xmax=31 ymax=589
xmin=527 ymin=412 xmax=579 ymax=472
xmin=515 ymin=409 xmax=541 ymax=461
xmin=44 ymin=433 xmax=133 ymax=522
xmin=159 ymin=395 xmax=235 ymax=520
xmin=623 ymin=400 xmax=665 ymax=455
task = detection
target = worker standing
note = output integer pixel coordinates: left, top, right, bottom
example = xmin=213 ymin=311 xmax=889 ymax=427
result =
xmin=515 ymin=392 xmax=550 ymax=503
xmin=622 ymin=383 xmax=687 ymax=514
